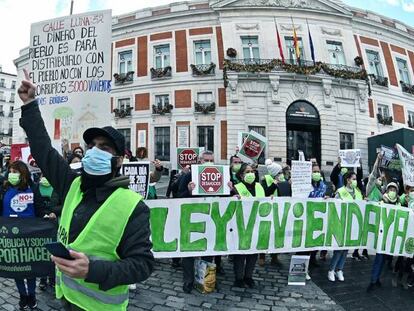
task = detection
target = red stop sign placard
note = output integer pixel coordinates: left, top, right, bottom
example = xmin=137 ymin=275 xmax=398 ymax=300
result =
xmin=178 ymin=149 xmax=198 ymax=169
xmin=243 ymin=138 xmax=261 ymax=158
xmin=199 ymin=166 xmax=223 ymax=193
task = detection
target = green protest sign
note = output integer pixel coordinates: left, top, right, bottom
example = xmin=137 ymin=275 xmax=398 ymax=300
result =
xmin=145 ymin=197 xmax=414 ymax=258
xmin=191 ymin=165 xmax=230 ymax=195
xmin=0 ymin=217 xmax=57 ymax=278
xmin=237 ymin=130 xmax=267 ymax=164
xmin=177 ymin=147 xmax=204 ymax=170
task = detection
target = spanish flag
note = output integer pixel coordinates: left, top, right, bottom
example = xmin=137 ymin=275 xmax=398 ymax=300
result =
xmin=291 ymin=17 xmax=300 ymax=63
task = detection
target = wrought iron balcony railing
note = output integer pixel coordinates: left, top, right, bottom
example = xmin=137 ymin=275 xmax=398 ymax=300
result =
xmin=377 ymin=113 xmax=393 ymax=126
xmin=113 ymin=71 xmax=134 ymax=85
xmin=401 ymin=81 xmax=414 ymax=95
xmin=151 ymin=66 xmax=172 ymax=80
xmin=194 ymin=102 xmax=216 ymax=114
xmin=369 ymin=74 xmax=389 ymax=87
xmin=191 ymin=63 xmax=216 ymax=76
xmin=152 ymin=104 xmax=173 ymax=115
xmin=113 ymin=107 xmax=133 ymax=118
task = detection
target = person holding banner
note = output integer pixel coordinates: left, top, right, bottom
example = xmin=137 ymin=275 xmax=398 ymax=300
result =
xmin=229 ymin=155 xmax=243 ymax=186
xmin=18 ymin=70 xmax=154 ymax=311
xmin=366 ymin=153 xmax=386 ymax=202
xmin=328 ymin=171 xmax=363 ymax=282
xmin=367 ymin=182 xmax=400 ymax=292
xmin=232 ymin=163 xmax=265 ymax=288
xmin=0 ymin=161 xmax=45 ymax=310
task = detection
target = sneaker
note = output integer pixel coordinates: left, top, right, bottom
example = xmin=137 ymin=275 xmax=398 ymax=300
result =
xmin=19 ymin=295 xmax=28 ymax=310
xmin=183 ymin=282 xmax=193 ymax=293
xmin=39 ymin=279 xmax=47 ymax=291
xmin=129 ymin=284 xmax=136 ymax=290
xmin=306 ymin=273 xmax=311 ymax=281
xmin=335 ymin=270 xmax=344 ymax=282
xmin=328 ymin=270 xmax=335 ymax=282
xmin=27 ymin=295 xmax=37 ymax=310
xmin=233 ymin=279 xmax=245 ymax=288
xmin=352 ymin=252 xmax=362 ymax=261
xmin=244 ymin=277 xmax=255 ymax=288
xmin=362 ymin=250 xmax=370 ymax=260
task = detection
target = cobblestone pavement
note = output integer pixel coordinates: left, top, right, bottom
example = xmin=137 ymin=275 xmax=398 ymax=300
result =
xmin=0 ymin=255 xmax=343 ymax=311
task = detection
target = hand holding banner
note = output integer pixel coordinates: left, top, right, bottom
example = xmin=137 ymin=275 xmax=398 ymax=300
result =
xmin=291 ymin=161 xmax=313 ymax=198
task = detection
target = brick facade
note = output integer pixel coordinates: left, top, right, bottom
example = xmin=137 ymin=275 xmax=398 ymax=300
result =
xmin=137 ymin=36 xmax=148 ymax=77
xmin=115 ymin=38 xmax=135 ymax=48
xmin=135 ymin=93 xmax=150 ymax=111
xmin=393 ymin=104 xmax=405 ymax=123
xmin=175 ymin=90 xmax=192 ymax=108
xmin=380 ymin=41 xmax=398 ymax=86
xmin=175 ymin=30 xmax=188 ymax=72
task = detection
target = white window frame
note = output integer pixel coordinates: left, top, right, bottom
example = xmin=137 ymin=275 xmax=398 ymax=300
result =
xmin=197 ymin=91 xmax=214 ymax=104
xmin=377 ymin=104 xmax=390 ymax=118
xmin=194 ymin=40 xmax=212 ymax=65
xmin=117 ymin=98 xmax=131 ymax=110
xmin=153 ymin=44 xmax=170 ymax=69
xmin=396 ymin=57 xmax=411 ymax=84
xmin=284 ymin=36 xmax=305 ymax=64
xmin=327 ymin=41 xmax=346 ymax=65
xmin=408 ymin=110 xmax=414 ymax=126
xmin=118 ymin=50 xmax=133 ymax=75
xmin=155 ymin=94 xmax=170 ymax=109
xmin=366 ymin=49 xmax=384 ymax=77
xmin=241 ymin=36 xmax=260 ymax=60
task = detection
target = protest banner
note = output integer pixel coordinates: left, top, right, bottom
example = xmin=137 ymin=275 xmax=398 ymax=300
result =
xmin=177 ymin=147 xmax=204 ymax=171
xmin=29 ymin=10 xmax=112 ymax=146
xmin=381 ymin=145 xmax=401 ymax=171
xmin=338 ymin=149 xmax=361 ymax=168
xmin=237 ymin=131 xmax=267 ymax=164
xmin=288 ymin=255 xmax=310 ymax=286
xmin=396 ymin=144 xmax=414 ymax=187
xmin=291 ymin=161 xmax=313 ymax=198
xmin=0 ymin=217 xmax=57 ymax=278
xmin=121 ymin=162 xmax=150 ymax=199
xmin=191 ymin=165 xmax=230 ymax=196
xmin=145 ymin=197 xmax=414 ymax=258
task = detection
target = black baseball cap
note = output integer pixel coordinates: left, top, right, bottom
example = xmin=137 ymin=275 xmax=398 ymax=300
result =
xmin=83 ymin=126 xmax=125 ymax=156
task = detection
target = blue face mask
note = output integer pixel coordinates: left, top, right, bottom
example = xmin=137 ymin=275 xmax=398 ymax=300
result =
xmin=81 ymin=147 xmax=114 ymax=176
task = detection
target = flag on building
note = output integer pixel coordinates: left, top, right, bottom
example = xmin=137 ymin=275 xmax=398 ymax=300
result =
xmin=291 ymin=17 xmax=301 ymax=63
xmin=307 ymin=19 xmax=315 ymax=64
xmin=275 ymin=22 xmax=285 ymax=63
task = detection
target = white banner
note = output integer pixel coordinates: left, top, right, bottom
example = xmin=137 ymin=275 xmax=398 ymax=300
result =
xmin=29 ymin=10 xmax=112 ymax=145
xmin=145 ymin=197 xmax=414 ymax=258
xmin=397 ymin=144 xmax=414 ymax=187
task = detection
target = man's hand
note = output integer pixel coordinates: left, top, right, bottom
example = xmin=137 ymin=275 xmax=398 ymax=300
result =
xmin=153 ymin=159 xmax=163 ymax=171
xmin=52 ymin=250 xmax=89 ymax=279
xmin=18 ymin=69 xmax=36 ymax=104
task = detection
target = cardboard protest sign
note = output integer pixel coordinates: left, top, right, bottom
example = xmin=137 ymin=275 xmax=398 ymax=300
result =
xmin=29 ymin=10 xmax=112 ymax=146
xmin=339 ymin=149 xmax=361 ymax=168
xmin=288 ymin=255 xmax=310 ymax=286
xmin=0 ymin=217 xmax=57 ymax=278
xmin=177 ymin=147 xmax=204 ymax=171
xmin=237 ymin=131 xmax=267 ymax=164
xmin=291 ymin=161 xmax=313 ymax=198
xmin=191 ymin=165 xmax=230 ymax=196
xmin=121 ymin=162 xmax=150 ymax=199
xmin=396 ymin=144 xmax=414 ymax=187
xmin=146 ymin=197 xmax=414 ymax=258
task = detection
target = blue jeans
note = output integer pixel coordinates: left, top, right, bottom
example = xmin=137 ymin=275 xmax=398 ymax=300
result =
xmin=329 ymin=250 xmax=348 ymax=271
xmin=15 ymin=278 xmax=36 ymax=296
xmin=371 ymin=254 xmax=385 ymax=283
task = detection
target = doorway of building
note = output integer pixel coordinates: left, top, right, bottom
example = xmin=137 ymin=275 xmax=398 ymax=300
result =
xmin=286 ymin=101 xmax=321 ymax=164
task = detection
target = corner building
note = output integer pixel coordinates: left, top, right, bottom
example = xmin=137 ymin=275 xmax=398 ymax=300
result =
xmin=14 ymin=0 xmax=414 ymax=173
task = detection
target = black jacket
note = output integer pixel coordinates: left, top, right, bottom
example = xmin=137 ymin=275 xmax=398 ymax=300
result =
xmin=20 ymin=100 xmax=154 ymax=291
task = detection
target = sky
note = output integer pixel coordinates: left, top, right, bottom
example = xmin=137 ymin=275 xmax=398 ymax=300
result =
xmin=0 ymin=0 xmax=413 ymax=74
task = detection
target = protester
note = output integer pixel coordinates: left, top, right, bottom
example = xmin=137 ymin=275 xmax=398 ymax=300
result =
xmin=229 ymin=155 xmax=242 ymax=187
xmin=0 ymin=161 xmax=45 ymax=310
xmin=366 ymin=153 xmax=385 ymax=201
xmin=367 ymin=182 xmax=400 ymax=292
xmin=232 ymin=163 xmax=264 ymax=288
xmin=18 ymin=71 xmax=154 ymax=311
xmin=72 ymin=146 xmax=84 ymax=158
xmin=176 ymin=150 xmax=220 ymax=293
xmin=328 ymin=171 xmax=363 ymax=282
xmin=36 ymin=174 xmax=61 ymax=291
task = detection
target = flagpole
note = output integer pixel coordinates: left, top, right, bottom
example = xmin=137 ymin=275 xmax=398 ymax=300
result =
xmin=306 ymin=18 xmax=315 ymax=65
xmin=290 ymin=16 xmax=300 ymax=66
xmin=70 ymin=0 xmax=74 ymax=15
xmin=274 ymin=17 xmax=285 ymax=64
